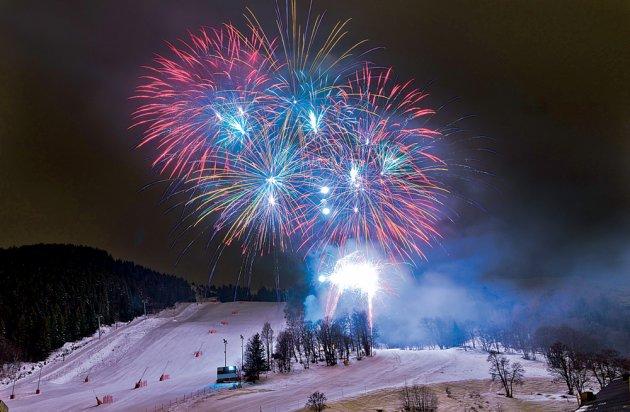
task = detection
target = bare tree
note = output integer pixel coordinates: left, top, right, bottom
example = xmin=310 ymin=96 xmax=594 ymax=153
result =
xmin=306 ymin=391 xmax=327 ymax=411
xmin=587 ymin=349 xmax=626 ymax=390
xmin=261 ymin=322 xmax=273 ymax=371
xmin=351 ymin=310 xmax=371 ymax=357
xmin=300 ymin=321 xmax=317 ymax=367
xmin=534 ymin=326 xmax=598 ymax=400
xmin=284 ymin=302 xmax=304 ymax=364
xmin=478 ymin=325 xmax=502 ymax=353
xmin=487 ymin=351 xmax=524 ymax=398
xmin=508 ymin=322 xmax=537 ymax=360
xmin=273 ymin=330 xmax=293 ymax=373
xmin=545 ymin=341 xmax=589 ymax=397
xmin=400 ymin=384 xmax=438 ymax=411
xmin=316 ymin=319 xmax=337 ymax=366
xmin=545 ymin=341 xmax=574 ymax=395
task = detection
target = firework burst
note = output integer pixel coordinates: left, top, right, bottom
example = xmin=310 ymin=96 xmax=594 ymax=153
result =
xmin=317 ymin=250 xmax=384 ymax=328
xmin=132 ymin=24 xmax=281 ymax=179
xmin=133 ymin=2 xmax=451 ymax=285
xmin=300 ymin=66 xmax=446 ymax=261
xmin=186 ymin=123 xmax=308 ymax=255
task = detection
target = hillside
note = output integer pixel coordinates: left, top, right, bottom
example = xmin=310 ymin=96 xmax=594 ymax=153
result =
xmin=0 ymin=244 xmax=195 ymax=363
xmin=0 ymin=301 xmax=285 ymax=411
xmin=0 ymin=301 xmax=571 ymax=412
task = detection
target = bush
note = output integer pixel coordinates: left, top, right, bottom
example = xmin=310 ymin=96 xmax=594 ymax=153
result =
xmin=306 ymin=391 xmax=327 ymax=411
xmin=400 ymin=384 xmax=438 ymax=411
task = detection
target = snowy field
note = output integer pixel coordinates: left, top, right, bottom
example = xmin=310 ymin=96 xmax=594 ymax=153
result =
xmin=180 ymin=341 xmax=552 ymax=411
xmin=0 ymin=302 xmax=285 ymax=411
xmin=0 ymin=302 xmax=554 ymax=411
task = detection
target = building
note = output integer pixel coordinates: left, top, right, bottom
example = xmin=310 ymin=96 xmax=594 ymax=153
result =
xmin=577 ymin=373 xmax=630 ymax=411
xmin=216 ymin=366 xmax=239 ymax=383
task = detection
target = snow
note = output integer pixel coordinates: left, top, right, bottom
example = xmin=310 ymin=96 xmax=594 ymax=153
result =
xmin=519 ymin=392 xmax=573 ymax=402
xmin=0 ymin=301 xmax=552 ymax=412
xmin=0 ymin=301 xmax=285 ymax=411
xmin=181 ymin=346 xmax=551 ymax=411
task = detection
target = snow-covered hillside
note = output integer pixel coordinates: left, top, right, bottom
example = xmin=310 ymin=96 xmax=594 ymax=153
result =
xmin=0 ymin=302 xmax=553 ymax=412
xmin=0 ymin=301 xmax=285 ymax=411
xmin=181 ymin=345 xmax=552 ymax=411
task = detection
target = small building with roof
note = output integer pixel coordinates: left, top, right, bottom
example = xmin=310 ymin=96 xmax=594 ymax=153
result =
xmin=577 ymin=373 xmax=630 ymax=411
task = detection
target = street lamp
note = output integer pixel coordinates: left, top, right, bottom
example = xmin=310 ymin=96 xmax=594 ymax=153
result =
xmin=240 ymin=335 xmax=244 ymax=372
xmin=97 ymin=315 xmax=103 ymax=340
xmin=222 ymin=338 xmax=227 ymax=367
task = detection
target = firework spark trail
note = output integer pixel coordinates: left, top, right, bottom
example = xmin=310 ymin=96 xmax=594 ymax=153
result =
xmin=133 ymin=2 xmax=450 ymax=288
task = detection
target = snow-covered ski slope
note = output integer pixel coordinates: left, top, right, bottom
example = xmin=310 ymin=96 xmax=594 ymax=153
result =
xmin=1 ymin=301 xmax=551 ymax=411
xmin=0 ymin=301 xmax=286 ymax=411
xmin=181 ymin=344 xmax=552 ymax=411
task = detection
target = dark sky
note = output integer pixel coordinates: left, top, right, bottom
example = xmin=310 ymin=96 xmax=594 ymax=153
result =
xmin=1 ymin=1 xmax=628 ymax=289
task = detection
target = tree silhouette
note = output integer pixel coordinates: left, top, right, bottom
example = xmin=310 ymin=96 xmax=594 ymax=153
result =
xmin=243 ymin=333 xmax=267 ymax=382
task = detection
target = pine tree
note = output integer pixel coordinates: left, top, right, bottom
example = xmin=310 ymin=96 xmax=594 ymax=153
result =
xmin=0 ymin=244 xmax=195 ymax=362
xmin=243 ymin=333 xmax=267 ymax=382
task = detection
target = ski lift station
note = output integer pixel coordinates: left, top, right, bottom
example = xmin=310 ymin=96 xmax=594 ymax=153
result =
xmin=216 ymin=366 xmax=239 ymax=383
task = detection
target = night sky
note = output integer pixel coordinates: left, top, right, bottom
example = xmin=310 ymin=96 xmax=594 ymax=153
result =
xmin=1 ymin=1 xmax=628 ymax=289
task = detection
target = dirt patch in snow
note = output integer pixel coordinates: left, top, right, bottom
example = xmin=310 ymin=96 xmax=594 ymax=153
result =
xmin=317 ymin=377 xmax=577 ymax=412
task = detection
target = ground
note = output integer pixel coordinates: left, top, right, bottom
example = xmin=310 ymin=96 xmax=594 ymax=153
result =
xmin=179 ymin=348 xmax=572 ymax=412
xmin=0 ymin=302 xmax=578 ymax=411
xmin=319 ymin=378 xmax=576 ymax=411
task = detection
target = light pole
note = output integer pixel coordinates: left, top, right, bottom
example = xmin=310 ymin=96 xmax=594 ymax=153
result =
xmin=240 ymin=335 xmax=244 ymax=376
xmin=35 ymin=366 xmax=43 ymax=394
xmin=241 ymin=335 xmax=245 ymax=379
xmin=97 ymin=315 xmax=102 ymax=340
xmin=10 ymin=374 xmax=16 ymax=399
xmin=223 ymin=339 xmax=227 ymax=367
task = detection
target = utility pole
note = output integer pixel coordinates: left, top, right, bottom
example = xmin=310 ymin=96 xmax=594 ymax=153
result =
xmin=223 ymin=339 xmax=227 ymax=367
xmin=10 ymin=375 xmax=16 ymax=399
xmin=143 ymin=299 xmax=147 ymax=317
xmin=97 ymin=315 xmax=102 ymax=340
xmin=36 ymin=366 xmax=43 ymax=394
xmin=240 ymin=335 xmax=244 ymax=370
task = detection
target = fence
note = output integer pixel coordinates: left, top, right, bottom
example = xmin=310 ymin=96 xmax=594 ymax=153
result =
xmin=145 ymin=384 xmax=371 ymax=412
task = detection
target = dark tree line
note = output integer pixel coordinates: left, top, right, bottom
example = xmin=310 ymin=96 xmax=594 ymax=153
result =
xmin=422 ymin=318 xmax=468 ymax=350
xmin=0 ymin=244 xmax=195 ymax=363
xmin=378 ymin=287 xmax=630 ymax=358
xmin=194 ymin=283 xmax=283 ymax=302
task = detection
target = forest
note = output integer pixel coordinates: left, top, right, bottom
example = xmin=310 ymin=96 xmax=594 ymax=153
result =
xmin=193 ymin=283 xmax=284 ymax=302
xmin=0 ymin=244 xmax=195 ymax=363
